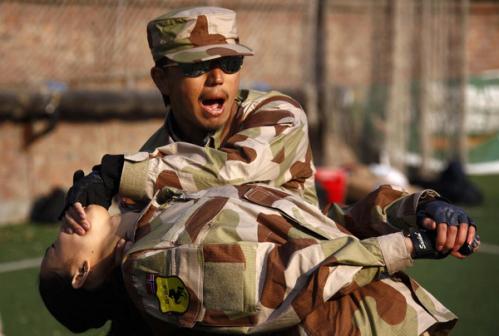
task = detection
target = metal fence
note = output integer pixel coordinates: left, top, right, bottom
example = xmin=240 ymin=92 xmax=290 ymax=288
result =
xmin=0 ymin=0 xmax=482 ymax=172
xmin=0 ymin=0 xmax=315 ymax=90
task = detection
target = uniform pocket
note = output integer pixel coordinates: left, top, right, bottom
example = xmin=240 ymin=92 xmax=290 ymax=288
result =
xmin=202 ymin=244 xmax=246 ymax=312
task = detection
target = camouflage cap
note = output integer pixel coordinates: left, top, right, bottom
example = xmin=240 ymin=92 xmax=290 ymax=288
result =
xmin=147 ymin=7 xmax=254 ymax=63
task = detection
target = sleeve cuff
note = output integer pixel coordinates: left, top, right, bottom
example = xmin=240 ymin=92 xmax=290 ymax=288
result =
xmin=120 ymin=153 xmax=150 ymax=201
xmin=377 ymin=232 xmax=414 ymax=274
xmin=385 ymin=189 xmax=441 ymax=231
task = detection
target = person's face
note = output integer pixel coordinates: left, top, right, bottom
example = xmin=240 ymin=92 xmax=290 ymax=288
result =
xmin=41 ymin=205 xmax=117 ymax=289
xmin=152 ymin=57 xmax=241 ymax=143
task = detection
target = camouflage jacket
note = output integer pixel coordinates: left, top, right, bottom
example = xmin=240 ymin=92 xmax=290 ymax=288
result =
xmin=119 ymin=89 xmax=318 ymax=207
xmin=122 ymin=184 xmax=456 ymax=335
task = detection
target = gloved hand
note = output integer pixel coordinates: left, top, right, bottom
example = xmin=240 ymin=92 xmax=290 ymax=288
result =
xmin=61 ymin=154 xmax=124 ymax=212
xmin=414 ymin=200 xmax=479 ymax=259
xmin=65 ymin=169 xmax=110 ymax=208
xmin=409 ymin=228 xmax=480 ymax=259
xmin=408 ymin=228 xmax=448 ymax=259
xmin=417 ymin=200 xmax=474 ymax=227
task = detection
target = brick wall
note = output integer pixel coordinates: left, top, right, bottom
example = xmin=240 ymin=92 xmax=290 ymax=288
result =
xmin=0 ymin=1 xmax=498 ymax=224
xmin=468 ymin=3 xmax=499 ymax=75
xmin=0 ymin=120 xmax=163 ymax=223
xmin=0 ymin=1 xmax=313 ymax=90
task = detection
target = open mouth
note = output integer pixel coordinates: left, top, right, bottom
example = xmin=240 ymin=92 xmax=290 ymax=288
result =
xmin=200 ymin=97 xmax=226 ymax=116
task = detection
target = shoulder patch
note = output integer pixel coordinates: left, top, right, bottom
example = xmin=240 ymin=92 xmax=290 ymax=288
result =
xmin=154 ymin=275 xmax=190 ymax=314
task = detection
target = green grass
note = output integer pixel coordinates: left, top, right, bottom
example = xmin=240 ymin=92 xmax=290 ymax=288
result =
xmin=0 ymin=223 xmax=59 ymax=262
xmin=0 ymin=223 xmax=109 ymax=335
xmin=0 ymin=175 xmax=498 ymax=335
xmin=463 ymin=175 xmax=499 ymax=245
xmin=408 ymin=254 xmax=499 ymax=336
xmin=0 ymin=269 xmax=108 ymax=336
xmin=407 ymin=174 xmax=499 ymax=335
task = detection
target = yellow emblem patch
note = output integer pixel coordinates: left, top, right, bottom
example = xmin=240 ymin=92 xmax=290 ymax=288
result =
xmin=155 ymin=276 xmax=189 ymax=314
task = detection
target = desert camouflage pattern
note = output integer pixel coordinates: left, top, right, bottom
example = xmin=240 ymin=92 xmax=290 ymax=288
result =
xmin=120 ymin=89 xmax=318 ymax=207
xmin=328 ymin=184 xmax=442 ymax=239
xmin=122 ymin=184 xmax=456 ymax=335
xmin=147 ymin=7 xmax=254 ymax=63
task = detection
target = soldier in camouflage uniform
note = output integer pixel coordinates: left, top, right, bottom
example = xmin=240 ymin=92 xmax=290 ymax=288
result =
xmin=62 ymin=6 xmax=317 ymax=236
xmin=41 ymin=183 xmax=477 ymax=335
xmin=49 ymin=6 xmax=479 ymax=335
xmin=53 ymin=7 xmax=320 ymax=334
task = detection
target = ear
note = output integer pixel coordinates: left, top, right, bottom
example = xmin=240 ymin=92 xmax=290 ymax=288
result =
xmin=71 ymin=260 xmax=90 ymax=289
xmin=151 ymin=66 xmax=170 ymax=96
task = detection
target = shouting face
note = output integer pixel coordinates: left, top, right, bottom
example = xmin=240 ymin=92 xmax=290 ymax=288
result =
xmin=152 ymin=57 xmax=242 ymax=144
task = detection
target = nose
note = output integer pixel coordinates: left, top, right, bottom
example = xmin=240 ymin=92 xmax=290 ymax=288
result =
xmin=205 ymin=67 xmax=224 ymax=86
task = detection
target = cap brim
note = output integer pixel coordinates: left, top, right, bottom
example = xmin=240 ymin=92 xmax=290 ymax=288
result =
xmin=165 ymin=43 xmax=254 ymax=63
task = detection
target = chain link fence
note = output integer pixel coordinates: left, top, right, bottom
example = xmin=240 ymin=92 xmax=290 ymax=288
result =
xmin=2 ymin=0 xmax=499 ymax=224
xmin=0 ymin=0 xmax=315 ymax=90
xmin=1 ymin=0 xmax=495 ymax=169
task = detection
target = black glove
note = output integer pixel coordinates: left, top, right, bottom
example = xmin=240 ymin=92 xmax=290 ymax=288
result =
xmin=409 ymin=228 xmax=479 ymax=259
xmin=409 ymin=229 xmax=448 ymax=259
xmin=99 ymin=154 xmax=124 ymax=200
xmin=417 ymin=200 xmax=474 ymax=227
xmin=413 ymin=200 xmax=478 ymax=259
xmin=61 ymin=155 xmax=124 ymax=214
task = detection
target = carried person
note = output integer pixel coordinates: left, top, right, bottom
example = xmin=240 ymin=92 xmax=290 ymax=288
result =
xmin=40 ymin=183 xmax=479 ymax=335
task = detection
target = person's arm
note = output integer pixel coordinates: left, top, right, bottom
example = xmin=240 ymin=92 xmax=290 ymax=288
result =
xmin=292 ymin=233 xmax=414 ymax=300
xmin=329 ymin=184 xmax=478 ymax=258
xmin=328 ymin=184 xmax=426 ymax=238
xmin=255 ymin=228 xmax=455 ymax=324
xmin=120 ymin=94 xmax=316 ymax=205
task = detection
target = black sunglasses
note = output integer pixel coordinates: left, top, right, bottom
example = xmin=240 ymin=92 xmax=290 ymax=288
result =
xmin=162 ymin=56 xmax=244 ymax=77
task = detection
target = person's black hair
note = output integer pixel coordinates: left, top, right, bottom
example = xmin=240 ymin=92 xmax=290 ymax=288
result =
xmin=153 ymin=57 xmax=171 ymax=106
xmin=155 ymin=57 xmax=171 ymax=68
xmin=38 ymin=269 xmax=108 ymax=332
